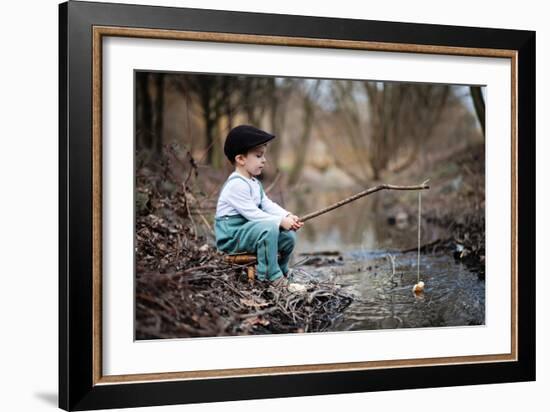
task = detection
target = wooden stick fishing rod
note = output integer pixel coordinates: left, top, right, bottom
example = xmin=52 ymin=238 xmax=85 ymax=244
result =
xmin=298 ymin=180 xmax=430 ymax=223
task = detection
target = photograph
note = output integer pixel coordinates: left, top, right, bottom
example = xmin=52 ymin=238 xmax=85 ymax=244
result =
xmin=134 ymin=71 xmax=487 ymax=339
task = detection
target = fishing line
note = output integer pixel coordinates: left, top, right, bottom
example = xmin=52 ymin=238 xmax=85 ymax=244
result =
xmin=417 ymin=190 xmax=421 ymax=284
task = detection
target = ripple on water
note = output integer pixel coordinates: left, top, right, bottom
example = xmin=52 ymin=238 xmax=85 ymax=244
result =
xmin=301 ymin=251 xmax=485 ymax=331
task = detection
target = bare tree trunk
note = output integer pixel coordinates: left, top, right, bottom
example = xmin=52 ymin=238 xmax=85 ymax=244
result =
xmin=153 ymin=73 xmax=165 ymax=157
xmin=137 ymin=72 xmax=153 ymax=150
xmin=241 ymin=78 xmax=268 ymax=126
xmin=267 ymin=78 xmax=291 ymax=170
xmin=287 ymin=81 xmax=320 ymax=186
xmin=198 ymin=81 xmax=215 ymax=165
xmin=222 ymin=77 xmax=234 ymax=131
xmin=470 ymin=86 xmax=485 ymax=137
xmin=365 ymin=82 xmax=392 ymax=180
xmin=211 ymin=110 xmax=223 ymax=170
xmin=330 ymin=81 xmax=372 ymax=181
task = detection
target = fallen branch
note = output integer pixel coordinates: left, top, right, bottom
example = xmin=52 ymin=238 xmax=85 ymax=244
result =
xmin=399 ymin=237 xmax=452 ymax=254
xmin=298 ymin=181 xmax=430 ymax=223
xmin=139 ymin=264 xmax=220 ymax=279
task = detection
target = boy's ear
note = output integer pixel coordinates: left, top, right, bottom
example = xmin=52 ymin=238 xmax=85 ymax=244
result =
xmin=235 ymin=154 xmax=245 ymax=165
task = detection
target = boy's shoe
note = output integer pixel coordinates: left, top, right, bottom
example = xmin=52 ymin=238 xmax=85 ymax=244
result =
xmin=270 ymin=275 xmax=290 ymax=289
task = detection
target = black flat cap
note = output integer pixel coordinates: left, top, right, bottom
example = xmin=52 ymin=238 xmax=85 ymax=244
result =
xmin=224 ymin=125 xmax=276 ymax=162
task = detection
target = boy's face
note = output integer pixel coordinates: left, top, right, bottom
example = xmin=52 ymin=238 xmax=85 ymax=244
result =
xmin=237 ymin=144 xmax=267 ymax=177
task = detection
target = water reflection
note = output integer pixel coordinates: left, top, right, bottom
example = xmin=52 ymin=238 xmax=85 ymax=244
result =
xmin=286 ymin=188 xmax=432 ymax=254
xmin=284 ymin=188 xmax=485 ymax=330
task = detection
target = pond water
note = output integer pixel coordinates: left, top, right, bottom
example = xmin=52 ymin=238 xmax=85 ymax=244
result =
xmin=284 ymin=188 xmax=486 ymax=330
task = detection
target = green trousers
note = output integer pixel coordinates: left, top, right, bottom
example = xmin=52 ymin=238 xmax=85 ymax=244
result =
xmin=215 ymin=215 xmax=296 ymax=281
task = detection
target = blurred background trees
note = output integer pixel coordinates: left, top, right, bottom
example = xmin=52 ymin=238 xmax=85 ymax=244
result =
xmin=135 ymin=71 xmax=484 ymax=191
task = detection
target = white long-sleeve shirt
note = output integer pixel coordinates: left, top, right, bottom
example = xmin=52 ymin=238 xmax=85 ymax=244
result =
xmin=215 ymin=172 xmax=289 ymax=225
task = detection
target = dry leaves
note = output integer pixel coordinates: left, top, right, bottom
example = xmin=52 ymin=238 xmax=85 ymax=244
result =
xmin=135 ymin=154 xmax=353 ymax=339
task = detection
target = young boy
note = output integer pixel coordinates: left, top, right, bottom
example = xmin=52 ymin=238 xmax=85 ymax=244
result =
xmin=215 ymin=125 xmax=303 ymax=287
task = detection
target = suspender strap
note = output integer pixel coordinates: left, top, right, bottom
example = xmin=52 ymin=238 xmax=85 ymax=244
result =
xmin=221 ymin=174 xmax=263 ymax=207
xmin=258 ymin=180 xmax=265 ymax=204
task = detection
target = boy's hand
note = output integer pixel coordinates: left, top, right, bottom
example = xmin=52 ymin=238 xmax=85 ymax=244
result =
xmin=280 ymin=216 xmax=296 ymax=231
xmin=287 ymin=214 xmax=304 ymax=231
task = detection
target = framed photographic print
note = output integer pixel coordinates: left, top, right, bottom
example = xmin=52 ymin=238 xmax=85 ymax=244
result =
xmin=59 ymin=0 xmax=535 ymax=410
